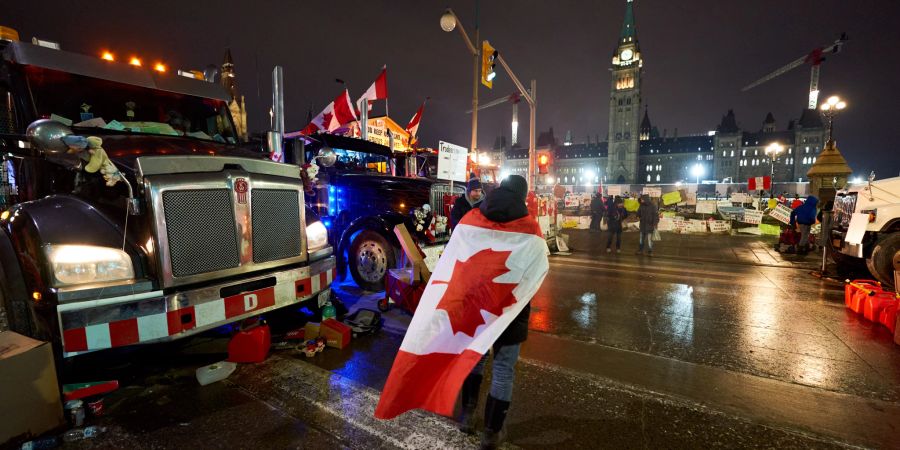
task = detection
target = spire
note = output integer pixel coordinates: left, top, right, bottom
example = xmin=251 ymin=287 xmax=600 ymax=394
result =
xmin=619 ymin=0 xmax=637 ymax=44
xmin=762 ymin=112 xmax=776 ymax=132
xmin=223 ymin=48 xmax=234 ymax=67
xmin=717 ymin=109 xmax=740 ymax=134
xmin=639 ymin=106 xmax=652 ymax=141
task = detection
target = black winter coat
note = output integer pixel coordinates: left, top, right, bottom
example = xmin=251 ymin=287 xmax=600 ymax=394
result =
xmin=449 ymin=195 xmax=481 ymax=230
xmin=478 ymin=186 xmax=532 ymax=347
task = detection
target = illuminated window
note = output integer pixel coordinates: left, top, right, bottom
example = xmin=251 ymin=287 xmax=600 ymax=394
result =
xmin=730 ymin=150 xmax=734 ymax=157
xmin=646 ymin=174 xmax=651 ymax=182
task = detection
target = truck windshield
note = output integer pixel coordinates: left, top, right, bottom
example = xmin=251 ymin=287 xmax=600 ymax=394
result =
xmin=25 ymin=66 xmax=236 ymax=143
xmin=314 ymin=148 xmax=392 ymax=174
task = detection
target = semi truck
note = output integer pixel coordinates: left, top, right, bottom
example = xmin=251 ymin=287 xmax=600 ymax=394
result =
xmin=0 ymin=27 xmax=335 ymax=358
xmin=830 ymin=175 xmax=900 ymax=287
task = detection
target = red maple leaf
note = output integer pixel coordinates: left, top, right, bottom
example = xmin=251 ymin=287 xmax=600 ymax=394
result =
xmin=321 ymin=112 xmax=334 ymax=129
xmin=433 ymin=249 xmax=518 ymax=337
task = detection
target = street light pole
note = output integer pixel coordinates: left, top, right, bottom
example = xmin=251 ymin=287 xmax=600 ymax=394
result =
xmin=441 ymin=7 xmax=480 ymax=171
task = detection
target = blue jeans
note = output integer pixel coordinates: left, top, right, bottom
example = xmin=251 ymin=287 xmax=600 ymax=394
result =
xmin=639 ymin=231 xmax=654 ymax=251
xmin=470 ymin=343 xmax=521 ymax=402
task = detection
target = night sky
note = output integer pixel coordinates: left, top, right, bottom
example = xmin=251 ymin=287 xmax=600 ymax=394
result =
xmin=8 ymin=0 xmax=900 ymax=178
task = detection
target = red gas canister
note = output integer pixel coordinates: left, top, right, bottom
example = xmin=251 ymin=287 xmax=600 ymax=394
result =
xmin=227 ymin=323 xmax=272 ymax=363
xmin=844 ymin=279 xmax=881 ymax=310
xmin=879 ymin=303 xmax=898 ymax=334
xmin=863 ymin=292 xmax=897 ymax=322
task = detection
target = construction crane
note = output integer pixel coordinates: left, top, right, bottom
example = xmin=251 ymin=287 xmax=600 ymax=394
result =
xmin=742 ymin=33 xmax=848 ymax=109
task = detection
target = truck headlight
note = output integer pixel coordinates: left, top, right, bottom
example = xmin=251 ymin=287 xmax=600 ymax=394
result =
xmin=46 ymin=245 xmax=135 ymax=287
xmin=307 ymin=221 xmax=329 ymax=252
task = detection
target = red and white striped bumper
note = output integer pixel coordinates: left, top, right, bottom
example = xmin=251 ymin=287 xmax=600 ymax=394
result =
xmin=59 ymin=257 xmax=335 ymax=357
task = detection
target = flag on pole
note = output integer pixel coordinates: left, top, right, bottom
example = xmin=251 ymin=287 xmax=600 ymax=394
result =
xmin=748 ymin=176 xmax=772 ymax=191
xmin=374 ymin=209 xmax=549 ymax=420
xmin=405 ymin=98 xmax=428 ymax=146
xmin=299 ymin=89 xmax=358 ymax=135
xmin=356 ymin=65 xmax=388 ymax=113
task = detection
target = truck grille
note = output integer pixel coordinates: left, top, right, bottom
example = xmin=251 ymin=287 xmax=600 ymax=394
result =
xmin=162 ymin=189 xmax=241 ymax=277
xmin=252 ymin=189 xmax=301 ymax=263
xmin=833 ymin=193 xmax=857 ymax=228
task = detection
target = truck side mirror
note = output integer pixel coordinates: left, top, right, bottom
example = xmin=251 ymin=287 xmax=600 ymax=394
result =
xmin=25 ymin=119 xmax=81 ymax=167
xmin=316 ymin=147 xmax=336 ymax=167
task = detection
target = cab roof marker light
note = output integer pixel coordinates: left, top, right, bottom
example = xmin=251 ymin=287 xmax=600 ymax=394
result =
xmin=177 ymin=70 xmax=197 ymax=79
xmin=101 ymin=51 xmax=115 ymax=61
xmin=31 ymin=37 xmax=60 ymax=50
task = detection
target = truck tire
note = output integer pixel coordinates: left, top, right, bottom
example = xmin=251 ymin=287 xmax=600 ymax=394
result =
xmin=349 ymin=230 xmax=396 ymax=292
xmin=867 ymin=233 xmax=900 ymax=288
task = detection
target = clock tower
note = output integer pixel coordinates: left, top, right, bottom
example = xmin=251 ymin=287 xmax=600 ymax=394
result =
xmin=607 ymin=0 xmax=643 ymax=184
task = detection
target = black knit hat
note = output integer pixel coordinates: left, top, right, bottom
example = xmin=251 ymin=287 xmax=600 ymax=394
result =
xmin=467 ymin=177 xmax=483 ymax=193
xmin=500 ymin=175 xmax=528 ymax=202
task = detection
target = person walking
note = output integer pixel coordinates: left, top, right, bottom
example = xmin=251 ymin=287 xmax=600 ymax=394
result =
xmin=605 ymin=196 xmax=625 ymax=253
xmin=790 ymin=195 xmax=818 ymax=255
xmin=456 ymin=175 xmax=539 ymax=449
xmin=450 ymin=177 xmax=484 ymax=231
xmin=636 ymin=194 xmax=659 ymax=256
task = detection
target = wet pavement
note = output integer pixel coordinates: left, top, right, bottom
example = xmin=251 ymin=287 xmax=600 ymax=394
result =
xmin=48 ymin=232 xmax=900 ymax=449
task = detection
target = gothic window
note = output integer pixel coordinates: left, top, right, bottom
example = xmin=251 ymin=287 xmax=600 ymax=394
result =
xmin=626 ymin=98 xmax=632 ymax=105
xmin=615 ymin=133 xmax=622 ymax=140
xmin=656 ymin=174 xmax=660 ymax=182
xmin=647 ymin=174 xmax=651 ymax=182
xmin=624 ymin=132 xmax=630 ymax=139
xmin=730 ymin=150 xmax=735 ymax=157
xmin=618 ymin=148 xmax=626 ymax=160
xmin=618 ymin=98 xmax=624 ymax=106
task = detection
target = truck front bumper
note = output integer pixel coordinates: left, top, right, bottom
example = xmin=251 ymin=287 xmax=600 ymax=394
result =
xmin=58 ymin=257 xmax=335 ymax=357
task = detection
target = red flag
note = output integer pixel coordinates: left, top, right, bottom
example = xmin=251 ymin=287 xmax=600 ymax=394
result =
xmin=356 ymin=66 xmax=388 ymax=112
xmin=748 ymin=176 xmax=771 ymax=191
xmin=374 ymin=209 xmax=549 ymax=420
xmin=333 ymin=89 xmax=358 ymax=127
xmin=406 ymin=99 xmax=428 ymax=144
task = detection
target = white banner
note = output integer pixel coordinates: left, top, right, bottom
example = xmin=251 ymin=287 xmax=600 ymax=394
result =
xmin=730 ymin=192 xmax=752 ymax=204
xmin=717 ymin=199 xmax=733 ymax=210
xmin=437 ymin=141 xmax=469 ymax=182
xmin=607 ymin=185 xmax=623 ymax=196
xmin=709 ymin=220 xmax=731 ymax=233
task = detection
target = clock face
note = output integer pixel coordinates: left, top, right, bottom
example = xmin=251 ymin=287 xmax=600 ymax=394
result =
xmin=620 ymin=49 xmax=634 ymax=61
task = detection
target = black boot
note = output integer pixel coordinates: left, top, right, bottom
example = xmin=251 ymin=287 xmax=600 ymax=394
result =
xmin=458 ymin=374 xmax=483 ymax=434
xmin=480 ymin=395 xmax=510 ymax=450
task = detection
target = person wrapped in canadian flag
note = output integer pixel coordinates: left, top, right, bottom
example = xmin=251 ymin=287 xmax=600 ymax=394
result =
xmin=375 ymin=175 xmax=549 ymax=449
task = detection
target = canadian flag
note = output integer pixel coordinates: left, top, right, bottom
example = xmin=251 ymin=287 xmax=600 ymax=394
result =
xmin=405 ymin=99 xmax=428 ymax=145
xmin=300 ymin=90 xmax=359 ymax=135
xmin=748 ymin=176 xmax=772 ymax=191
xmin=374 ymin=209 xmax=549 ymax=420
xmin=357 ymin=66 xmax=388 ymax=112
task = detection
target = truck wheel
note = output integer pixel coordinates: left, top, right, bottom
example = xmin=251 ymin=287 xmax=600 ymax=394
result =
xmin=349 ymin=230 xmax=396 ymax=292
xmin=867 ymin=233 xmax=900 ymax=288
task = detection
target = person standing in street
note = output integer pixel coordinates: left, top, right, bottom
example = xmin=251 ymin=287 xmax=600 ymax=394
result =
xmin=790 ymin=195 xmax=818 ymax=255
xmin=589 ymin=193 xmax=605 ymax=232
xmin=456 ymin=175 xmax=537 ymax=449
xmin=636 ymin=194 xmax=659 ymax=256
xmin=605 ymin=196 xmax=625 ymax=253
xmin=450 ymin=177 xmax=484 ymax=231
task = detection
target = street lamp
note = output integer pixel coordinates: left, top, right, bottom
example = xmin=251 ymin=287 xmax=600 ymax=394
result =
xmin=691 ymin=163 xmax=704 ymax=185
xmin=820 ymin=95 xmax=847 ymax=143
xmin=764 ymin=142 xmax=784 ymax=178
xmin=440 ymin=8 xmax=480 ymax=164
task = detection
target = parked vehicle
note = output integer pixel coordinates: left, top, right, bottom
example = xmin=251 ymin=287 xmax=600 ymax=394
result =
xmin=830 ymin=176 xmax=900 ymax=287
xmin=292 ymin=133 xmax=463 ymax=291
xmin=0 ymin=28 xmax=335 ymax=358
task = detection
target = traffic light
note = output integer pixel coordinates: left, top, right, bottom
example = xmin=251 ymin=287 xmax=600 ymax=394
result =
xmin=481 ymin=40 xmax=497 ymax=89
xmin=538 ymin=152 xmax=550 ymax=174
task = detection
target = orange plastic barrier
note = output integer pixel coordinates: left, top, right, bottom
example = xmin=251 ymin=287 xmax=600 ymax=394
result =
xmin=864 ymin=292 xmax=898 ymax=322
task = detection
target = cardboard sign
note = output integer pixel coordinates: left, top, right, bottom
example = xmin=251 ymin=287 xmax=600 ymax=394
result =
xmin=437 ymin=141 xmax=469 ymax=182
xmin=685 ymin=192 xmax=697 ymax=206
xmin=662 ymin=191 xmax=682 ymax=206
xmin=741 ymin=209 xmax=764 ymax=225
xmin=709 ymin=220 xmax=731 ymax=233
xmin=643 ymin=187 xmax=662 ymax=198
xmin=717 ymin=200 xmax=733 ymax=210
xmin=689 ymin=219 xmax=708 ymax=233
xmin=768 ymin=204 xmax=793 ymax=225
xmin=607 ymin=185 xmax=623 ymax=196
xmin=730 ymin=192 xmax=752 ymax=204
xmin=657 ymin=217 xmax=676 ymax=231
xmin=846 ymin=213 xmax=869 ymax=245
xmin=696 ymin=200 xmax=717 ymax=214
xmin=758 ymin=223 xmax=781 ymax=236
xmin=624 ymin=198 xmax=640 ymax=212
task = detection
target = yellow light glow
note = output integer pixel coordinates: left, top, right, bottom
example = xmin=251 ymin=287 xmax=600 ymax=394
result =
xmin=827 ymin=95 xmax=840 ymax=106
xmin=129 ymin=57 xmax=142 ymax=67
xmin=101 ymin=51 xmax=115 ymax=61
xmin=153 ymin=62 xmax=167 ymax=73
xmin=539 ymin=154 xmax=549 ymax=165
xmin=836 ymin=101 xmax=847 ymax=110
xmin=0 ymin=210 xmax=8 ymax=221
xmin=820 ymin=103 xmax=831 ymax=111
xmin=32 ymin=291 xmax=42 ymax=301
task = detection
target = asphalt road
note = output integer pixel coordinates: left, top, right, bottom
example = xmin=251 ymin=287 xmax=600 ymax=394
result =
xmin=57 ymin=233 xmax=900 ymax=449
